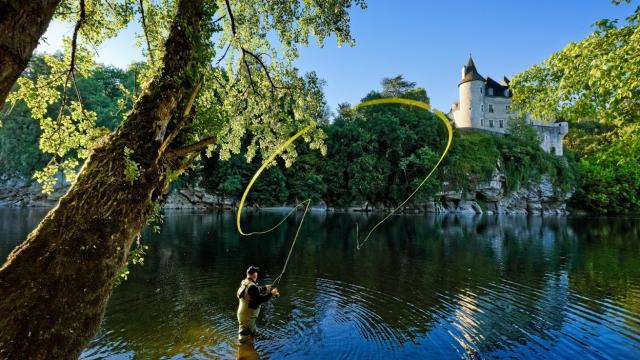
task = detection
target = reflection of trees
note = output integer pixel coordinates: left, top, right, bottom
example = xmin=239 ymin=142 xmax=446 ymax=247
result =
xmin=70 ymin=211 xmax=640 ymax=358
xmin=0 ymin=208 xmax=48 ymax=262
xmin=566 ymin=217 xmax=640 ymax=330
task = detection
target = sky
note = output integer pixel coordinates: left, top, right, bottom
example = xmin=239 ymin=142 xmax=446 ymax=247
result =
xmin=39 ymin=0 xmax=636 ymax=113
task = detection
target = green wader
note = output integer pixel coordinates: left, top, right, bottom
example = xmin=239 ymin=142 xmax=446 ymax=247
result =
xmin=237 ymin=279 xmax=260 ymax=343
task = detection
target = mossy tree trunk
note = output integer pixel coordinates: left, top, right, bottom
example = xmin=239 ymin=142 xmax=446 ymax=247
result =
xmin=0 ymin=0 xmax=209 ymax=358
xmin=0 ymin=0 xmax=62 ymax=105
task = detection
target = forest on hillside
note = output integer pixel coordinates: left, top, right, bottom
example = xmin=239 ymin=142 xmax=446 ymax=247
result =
xmin=1 ymin=58 xmax=580 ymax=211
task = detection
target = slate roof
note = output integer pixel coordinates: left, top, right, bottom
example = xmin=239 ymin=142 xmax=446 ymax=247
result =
xmin=459 ymin=56 xmax=485 ymax=85
xmin=485 ymin=76 xmax=511 ymax=98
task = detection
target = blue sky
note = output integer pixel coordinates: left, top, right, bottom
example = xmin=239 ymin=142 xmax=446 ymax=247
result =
xmin=39 ymin=0 xmax=636 ymax=112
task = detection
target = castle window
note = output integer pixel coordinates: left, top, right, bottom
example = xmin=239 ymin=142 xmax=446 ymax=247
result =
xmin=488 ymin=104 xmax=494 ymax=113
xmin=481 ymin=104 xmax=484 ymax=111
xmin=489 ymin=120 xmax=494 ymax=128
xmin=481 ymin=118 xmax=484 ymax=126
xmin=499 ymin=119 xmax=504 ymax=128
xmin=488 ymin=88 xmax=494 ymax=96
xmin=506 ymin=105 xmax=511 ymax=113
xmin=504 ymin=89 xmax=509 ymax=96
xmin=480 ymin=88 xmax=483 ymax=94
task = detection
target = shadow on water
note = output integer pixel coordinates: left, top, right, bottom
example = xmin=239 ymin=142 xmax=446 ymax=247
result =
xmin=237 ymin=341 xmax=260 ymax=360
xmin=1 ymin=208 xmax=639 ymax=359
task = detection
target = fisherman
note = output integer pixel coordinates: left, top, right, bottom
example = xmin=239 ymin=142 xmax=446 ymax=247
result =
xmin=236 ymin=266 xmax=279 ymax=343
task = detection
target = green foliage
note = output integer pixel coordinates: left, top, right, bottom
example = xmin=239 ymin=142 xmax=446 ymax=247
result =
xmin=198 ymin=77 xmax=577 ymax=209
xmin=248 ymin=166 xmax=289 ymax=206
xmin=0 ymin=55 xmax=137 ymax=189
xmin=75 ymin=64 xmax=138 ymax=130
xmin=511 ymin=2 xmax=640 ymax=213
xmin=571 ymin=123 xmax=640 ymax=213
xmin=218 ymin=174 xmax=243 ymax=199
xmin=442 ymin=130 xmax=500 ymax=192
xmin=147 ymin=200 xmax=165 ymax=234
xmin=0 ymin=101 xmax=49 ymax=176
xmin=510 ymin=5 xmax=639 ymax=124
xmin=284 ymin=148 xmax=327 ymax=203
xmin=4 ymin=0 xmax=367 ymax=196
xmin=115 ymin=240 xmax=149 ymax=286
xmin=122 ymin=146 xmax=140 ymax=184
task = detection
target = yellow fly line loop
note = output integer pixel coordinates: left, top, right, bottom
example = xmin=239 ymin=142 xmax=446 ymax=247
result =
xmin=352 ymin=98 xmax=453 ymax=249
xmin=235 ymin=97 xmax=452 ymax=283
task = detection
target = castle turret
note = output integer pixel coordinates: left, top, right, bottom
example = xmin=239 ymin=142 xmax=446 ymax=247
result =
xmin=448 ymin=56 xmax=569 ymax=156
xmin=456 ymin=56 xmax=484 ymax=128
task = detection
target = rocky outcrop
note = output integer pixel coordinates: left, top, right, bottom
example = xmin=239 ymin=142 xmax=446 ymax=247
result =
xmin=1 ymin=167 xmax=574 ymax=215
xmin=430 ymin=171 xmax=573 ymax=215
xmin=163 ymin=186 xmax=235 ymax=210
xmin=0 ymin=175 xmax=234 ymax=211
xmin=0 ymin=174 xmax=68 ymax=207
xmin=329 ymin=169 xmax=573 ymax=216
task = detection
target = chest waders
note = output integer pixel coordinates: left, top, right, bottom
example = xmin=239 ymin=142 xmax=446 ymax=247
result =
xmin=237 ymin=279 xmax=260 ymax=343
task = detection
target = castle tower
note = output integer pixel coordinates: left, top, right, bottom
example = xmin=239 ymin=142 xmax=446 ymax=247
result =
xmin=456 ymin=56 xmax=485 ymax=128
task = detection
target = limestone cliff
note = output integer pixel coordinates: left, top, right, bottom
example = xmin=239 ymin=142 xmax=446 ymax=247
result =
xmin=429 ymin=171 xmax=573 ymax=215
xmin=1 ymin=169 xmax=573 ymax=215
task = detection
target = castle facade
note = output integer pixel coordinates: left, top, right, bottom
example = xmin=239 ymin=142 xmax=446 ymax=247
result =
xmin=449 ymin=56 xmax=568 ymax=156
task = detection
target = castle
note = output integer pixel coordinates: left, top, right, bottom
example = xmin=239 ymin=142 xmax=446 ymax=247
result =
xmin=449 ymin=56 xmax=568 ymax=156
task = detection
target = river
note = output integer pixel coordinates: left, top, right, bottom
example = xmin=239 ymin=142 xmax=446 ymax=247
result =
xmin=1 ymin=208 xmax=639 ymax=359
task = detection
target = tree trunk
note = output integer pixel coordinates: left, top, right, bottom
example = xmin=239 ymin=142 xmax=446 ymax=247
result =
xmin=0 ymin=0 xmax=209 ymax=358
xmin=0 ymin=0 xmax=62 ymax=105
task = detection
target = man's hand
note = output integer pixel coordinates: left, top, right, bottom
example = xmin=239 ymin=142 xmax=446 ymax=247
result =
xmin=265 ymin=285 xmax=272 ymax=290
xmin=271 ymin=288 xmax=280 ymax=297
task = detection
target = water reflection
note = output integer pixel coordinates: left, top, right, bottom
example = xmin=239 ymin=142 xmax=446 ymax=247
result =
xmin=0 ymin=208 xmax=639 ymax=359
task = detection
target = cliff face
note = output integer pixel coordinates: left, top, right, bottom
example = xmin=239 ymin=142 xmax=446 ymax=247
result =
xmin=163 ymin=186 xmax=236 ymax=210
xmin=0 ymin=175 xmax=67 ymax=208
xmin=332 ymin=166 xmax=573 ymax=215
xmin=0 ymin=175 xmax=234 ymax=211
xmin=1 ymin=169 xmax=573 ymax=215
xmin=429 ymin=171 xmax=574 ymax=215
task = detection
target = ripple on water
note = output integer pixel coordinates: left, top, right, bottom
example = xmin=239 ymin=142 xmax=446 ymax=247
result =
xmin=82 ymin=272 xmax=640 ymax=359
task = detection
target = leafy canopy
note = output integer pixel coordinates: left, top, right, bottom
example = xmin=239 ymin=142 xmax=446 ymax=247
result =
xmin=2 ymin=0 xmax=367 ymax=193
xmin=510 ymin=1 xmax=640 ymax=212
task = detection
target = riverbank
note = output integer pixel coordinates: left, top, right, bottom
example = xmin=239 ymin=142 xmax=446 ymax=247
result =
xmin=0 ymin=170 xmax=573 ymax=215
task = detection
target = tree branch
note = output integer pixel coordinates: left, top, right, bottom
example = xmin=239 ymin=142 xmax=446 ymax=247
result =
xmin=242 ymin=48 xmax=281 ymax=92
xmin=212 ymin=14 xmax=226 ymax=24
xmin=47 ymin=0 xmax=86 ymax=143
xmin=158 ymin=76 xmax=204 ymax=155
xmin=138 ymin=0 xmax=155 ymax=63
xmin=174 ymin=152 xmax=199 ymax=176
xmin=215 ymin=42 xmax=231 ymax=64
xmin=66 ymin=0 xmax=86 ymax=87
xmin=242 ymin=51 xmax=259 ymax=95
xmin=224 ymin=0 xmax=236 ymax=35
xmin=222 ymin=0 xmax=285 ymax=97
xmin=170 ymin=136 xmax=216 ymax=157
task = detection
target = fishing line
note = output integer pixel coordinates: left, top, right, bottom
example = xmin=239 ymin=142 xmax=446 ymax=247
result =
xmin=352 ymin=98 xmax=453 ymax=249
xmin=236 ymin=97 xmax=452 ymax=285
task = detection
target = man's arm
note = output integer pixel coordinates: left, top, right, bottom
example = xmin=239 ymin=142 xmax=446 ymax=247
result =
xmin=248 ymin=285 xmax=272 ymax=305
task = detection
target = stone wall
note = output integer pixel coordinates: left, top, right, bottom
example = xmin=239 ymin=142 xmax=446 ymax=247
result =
xmin=532 ymin=120 xmax=569 ymax=156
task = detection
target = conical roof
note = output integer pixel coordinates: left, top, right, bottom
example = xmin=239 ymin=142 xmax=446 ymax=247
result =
xmin=459 ymin=55 xmax=484 ymax=85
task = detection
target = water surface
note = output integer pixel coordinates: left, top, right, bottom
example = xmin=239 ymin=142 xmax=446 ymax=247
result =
xmin=1 ymin=208 xmax=639 ymax=359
